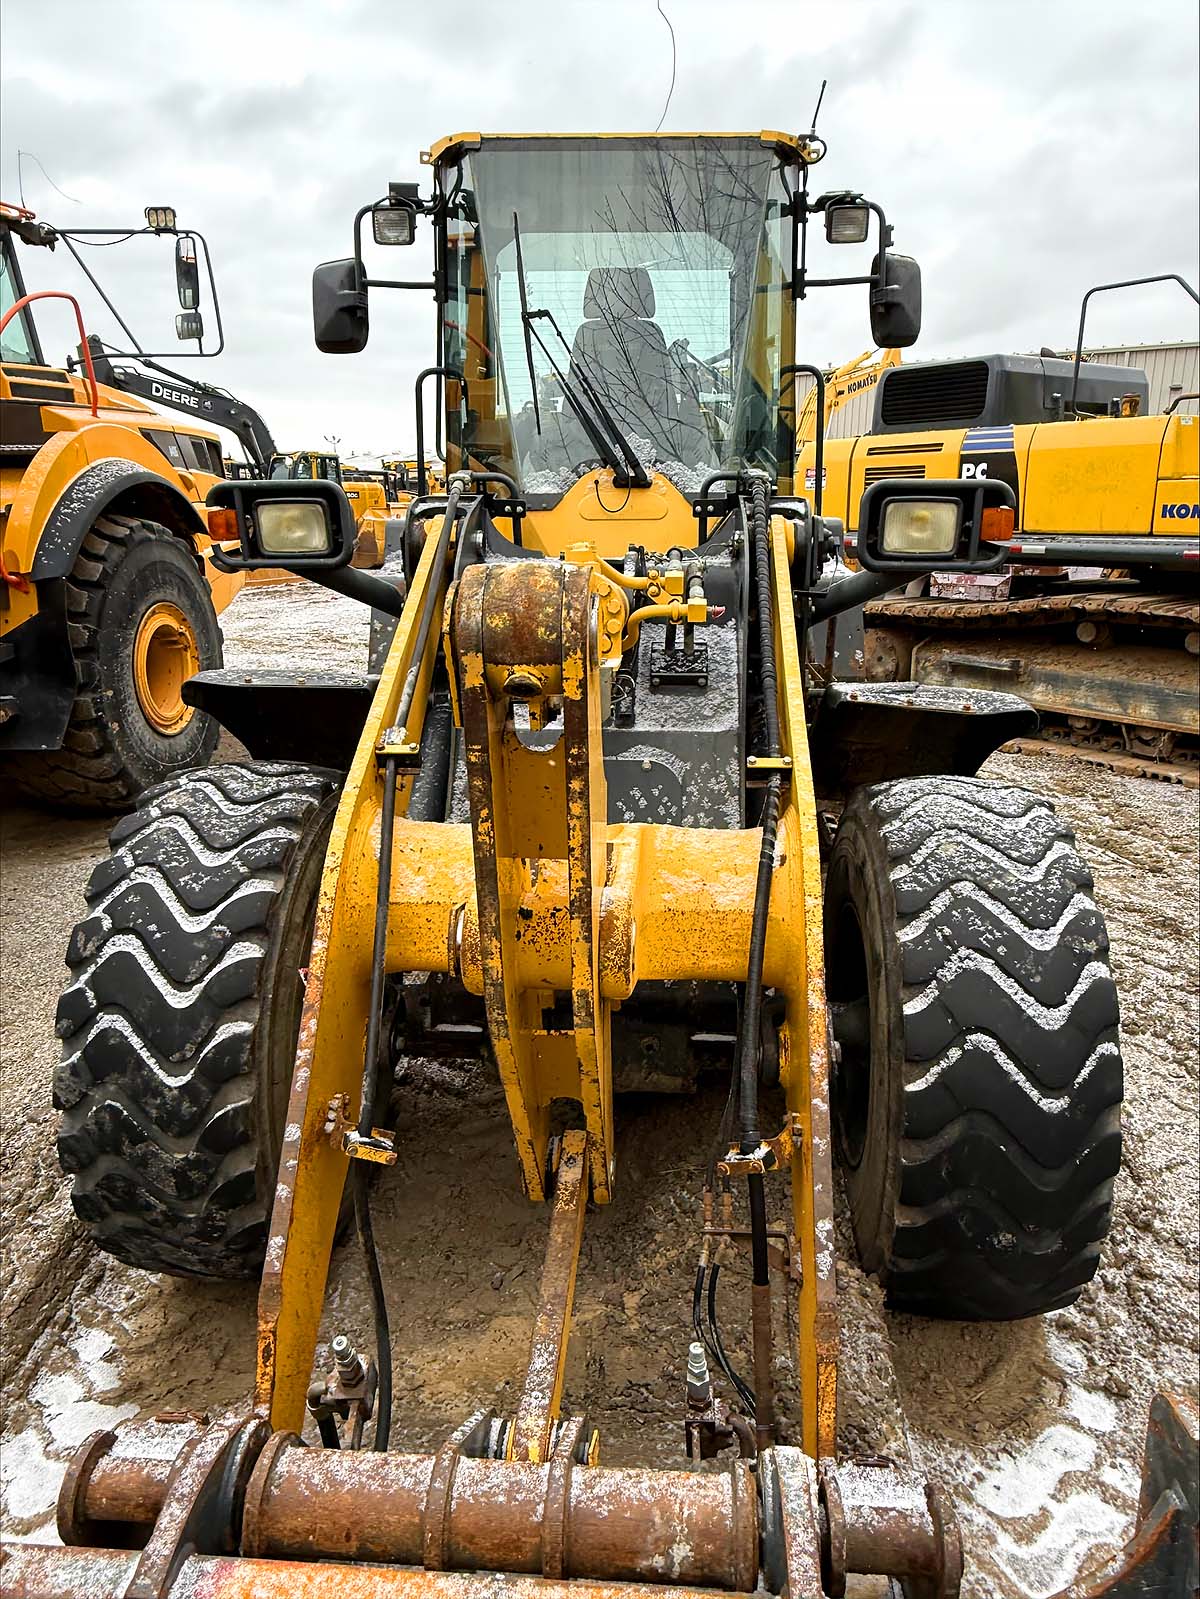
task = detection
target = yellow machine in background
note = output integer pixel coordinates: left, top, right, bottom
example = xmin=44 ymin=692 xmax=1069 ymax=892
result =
xmin=795 ymin=346 xmax=899 ymax=447
xmin=800 ymin=348 xmax=1200 ymax=779
xmin=1 ymin=201 xmax=241 ymax=808
xmin=268 ymin=449 xmax=409 ymax=567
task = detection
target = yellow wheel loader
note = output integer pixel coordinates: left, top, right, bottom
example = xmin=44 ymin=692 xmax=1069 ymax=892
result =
xmin=0 ymin=203 xmax=243 ymax=809
xmin=9 ymin=134 xmax=1195 ymax=1599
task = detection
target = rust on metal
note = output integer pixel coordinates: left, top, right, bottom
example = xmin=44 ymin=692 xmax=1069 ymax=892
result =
xmin=510 ymin=1129 xmax=590 ymax=1463
xmin=238 ymin=1433 xmax=758 ymax=1590
xmin=0 ymin=1545 xmax=748 ymax=1599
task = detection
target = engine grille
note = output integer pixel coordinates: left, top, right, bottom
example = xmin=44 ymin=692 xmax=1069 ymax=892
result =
xmin=878 ymin=360 xmax=991 ymax=426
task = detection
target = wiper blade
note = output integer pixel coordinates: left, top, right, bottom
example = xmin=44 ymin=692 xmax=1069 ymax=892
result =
xmin=512 ymin=213 xmax=541 ymax=436
xmin=524 ymin=307 xmax=651 ymax=489
xmin=522 ymin=312 xmax=634 ymax=484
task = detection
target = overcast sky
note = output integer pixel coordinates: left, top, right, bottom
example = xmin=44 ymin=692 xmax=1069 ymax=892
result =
xmin=3 ymin=0 xmax=1198 ymax=460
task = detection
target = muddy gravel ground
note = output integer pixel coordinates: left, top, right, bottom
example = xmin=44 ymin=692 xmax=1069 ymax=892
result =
xmin=2 ymin=582 xmax=1197 ymax=1599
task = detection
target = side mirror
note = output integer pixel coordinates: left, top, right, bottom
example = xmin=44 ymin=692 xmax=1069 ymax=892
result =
xmin=175 ymin=236 xmax=200 ymax=310
xmin=176 ymin=311 xmax=204 ymax=342
xmin=205 ymin=478 xmax=358 ymax=571
xmin=870 ymin=252 xmax=922 ymax=349
xmin=313 ymin=258 xmax=369 ymax=354
xmin=855 ymin=478 xmax=1015 ymax=573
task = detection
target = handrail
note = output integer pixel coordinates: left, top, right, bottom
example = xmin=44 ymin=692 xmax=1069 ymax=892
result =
xmin=1 ymin=291 xmax=99 ymax=415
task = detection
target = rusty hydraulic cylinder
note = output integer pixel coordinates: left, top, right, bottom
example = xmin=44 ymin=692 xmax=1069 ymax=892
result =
xmin=240 ymin=1438 xmax=758 ymax=1591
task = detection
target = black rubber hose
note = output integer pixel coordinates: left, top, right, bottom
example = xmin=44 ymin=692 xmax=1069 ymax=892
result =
xmin=353 ymin=1164 xmax=392 ymax=1451
xmin=316 ymin=1413 xmax=341 ymax=1450
xmin=707 ymin=1263 xmax=756 ymax=1414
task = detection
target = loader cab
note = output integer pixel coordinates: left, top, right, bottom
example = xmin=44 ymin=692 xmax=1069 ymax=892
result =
xmin=313 ymin=133 xmax=922 ymax=554
xmin=270 ymin=450 xmax=343 ymax=483
xmin=436 ymin=135 xmax=799 ymax=514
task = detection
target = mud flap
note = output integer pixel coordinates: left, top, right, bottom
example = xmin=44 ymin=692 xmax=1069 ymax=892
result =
xmin=182 ymin=669 xmax=376 ymax=768
xmin=808 ymin=680 xmax=1037 ymax=800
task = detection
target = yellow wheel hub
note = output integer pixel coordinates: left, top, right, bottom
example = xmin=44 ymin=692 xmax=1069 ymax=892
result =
xmin=132 ymin=602 xmax=200 ymax=735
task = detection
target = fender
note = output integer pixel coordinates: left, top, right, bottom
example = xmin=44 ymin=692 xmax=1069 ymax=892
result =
xmin=808 ymin=680 xmax=1037 ymax=799
xmin=30 ymin=461 xmax=208 ymax=581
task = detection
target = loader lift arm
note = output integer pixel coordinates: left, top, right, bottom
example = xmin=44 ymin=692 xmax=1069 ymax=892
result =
xmin=84 ymin=335 xmax=279 ymax=472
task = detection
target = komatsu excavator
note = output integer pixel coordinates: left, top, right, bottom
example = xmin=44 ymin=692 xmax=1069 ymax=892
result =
xmin=9 ymin=133 xmax=1195 ymax=1599
xmin=799 ymin=278 xmax=1200 ymax=782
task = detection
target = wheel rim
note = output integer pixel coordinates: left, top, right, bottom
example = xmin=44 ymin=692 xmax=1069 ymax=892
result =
xmin=132 ymin=602 xmax=199 ymax=735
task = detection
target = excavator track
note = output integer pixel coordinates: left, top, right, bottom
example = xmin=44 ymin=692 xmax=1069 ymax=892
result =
xmin=864 ymin=585 xmax=1200 ymax=783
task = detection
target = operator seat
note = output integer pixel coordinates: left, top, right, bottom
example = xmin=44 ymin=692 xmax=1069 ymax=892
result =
xmin=570 ymin=267 xmax=684 ymax=461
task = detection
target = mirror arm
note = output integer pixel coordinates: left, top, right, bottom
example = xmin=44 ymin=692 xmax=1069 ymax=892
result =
xmin=312 ymin=563 xmax=406 ymax=617
xmin=794 ymin=200 xmax=893 ymax=298
xmin=811 ymin=565 xmax=915 ymax=621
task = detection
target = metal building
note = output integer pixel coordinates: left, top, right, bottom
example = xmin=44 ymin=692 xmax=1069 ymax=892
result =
xmin=815 ymin=340 xmax=1199 ymax=438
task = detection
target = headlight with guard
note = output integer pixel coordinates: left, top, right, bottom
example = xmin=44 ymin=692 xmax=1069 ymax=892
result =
xmin=880 ymin=499 xmax=961 ymax=556
xmin=256 ymin=501 xmax=333 ymax=555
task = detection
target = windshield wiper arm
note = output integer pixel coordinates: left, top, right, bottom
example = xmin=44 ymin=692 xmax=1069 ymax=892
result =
xmin=524 ymin=307 xmax=651 ymax=489
xmin=512 ymin=213 xmax=542 ymax=436
xmin=522 ymin=313 xmax=637 ymax=484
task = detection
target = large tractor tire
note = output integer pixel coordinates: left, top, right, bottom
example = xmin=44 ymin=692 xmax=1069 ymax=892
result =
xmin=824 ymin=774 xmax=1122 ymax=1320
xmin=53 ymin=762 xmax=340 ymax=1278
xmin=12 ymin=514 xmax=222 ymax=811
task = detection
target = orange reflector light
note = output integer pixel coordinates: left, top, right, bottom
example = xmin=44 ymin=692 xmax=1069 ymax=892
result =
xmin=980 ymin=506 xmax=1015 ymax=542
xmin=208 ymin=508 xmax=240 ymax=542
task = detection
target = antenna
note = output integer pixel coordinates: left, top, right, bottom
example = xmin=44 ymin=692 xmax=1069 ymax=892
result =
xmin=807 ymin=79 xmax=828 ymax=139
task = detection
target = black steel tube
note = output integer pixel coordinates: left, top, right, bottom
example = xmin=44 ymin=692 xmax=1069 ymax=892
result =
xmin=414 ymin=366 xmax=464 ymax=497
xmin=358 ymin=755 xmax=399 ymax=1141
xmin=779 ymin=363 xmax=825 ymax=516
xmin=313 ymin=563 xmax=407 ymax=617
xmin=1069 ymin=274 xmax=1198 ymax=417
xmin=392 ymin=484 xmax=462 ymax=738
xmin=737 ymin=777 xmax=781 ymax=1153
xmin=809 ymin=565 xmax=913 ymax=621
xmin=747 ymin=1177 xmax=775 ymax=1448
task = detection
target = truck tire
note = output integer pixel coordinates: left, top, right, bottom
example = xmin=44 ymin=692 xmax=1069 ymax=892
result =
xmin=11 ymin=514 xmax=222 ymax=811
xmin=53 ymin=761 xmax=340 ymax=1278
xmin=825 ymin=774 xmax=1122 ymax=1320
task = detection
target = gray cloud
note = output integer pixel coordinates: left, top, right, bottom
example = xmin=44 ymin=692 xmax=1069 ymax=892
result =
xmin=2 ymin=0 xmax=1196 ymax=458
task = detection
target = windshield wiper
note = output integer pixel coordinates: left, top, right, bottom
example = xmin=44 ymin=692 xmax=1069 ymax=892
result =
xmin=512 ymin=212 xmax=542 ymax=436
xmin=510 ymin=214 xmax=650 ymax=489
xmin=524 ymin=307 xmax=651 ymax=489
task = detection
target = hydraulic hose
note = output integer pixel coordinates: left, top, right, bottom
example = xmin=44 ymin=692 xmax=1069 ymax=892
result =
xmin=353 ymin=1164 xmax=392 ymax=1451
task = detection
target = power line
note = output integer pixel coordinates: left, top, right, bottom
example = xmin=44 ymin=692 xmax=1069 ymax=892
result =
xmin=17 ymin=150 xmax=81 ymax=210
xmin=654 ymin=1 xmax=677 ymax=133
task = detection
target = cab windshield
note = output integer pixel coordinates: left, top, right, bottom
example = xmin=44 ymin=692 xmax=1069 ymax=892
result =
xmin=441 ymin=137 xmax=795 ymax=499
